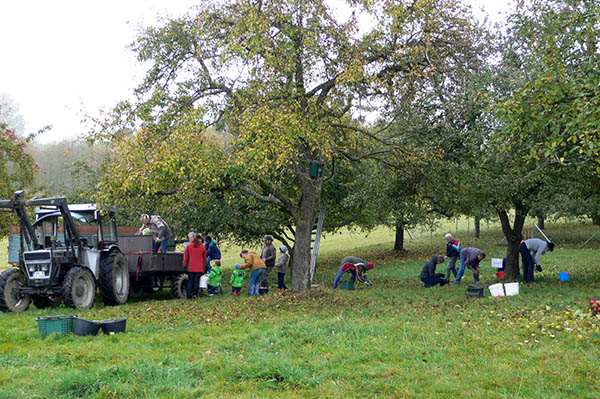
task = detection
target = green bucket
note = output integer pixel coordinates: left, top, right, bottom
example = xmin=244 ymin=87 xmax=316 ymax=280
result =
xmin=339 ymin=280 xmax=355 ymax=290
xmin=36 ymin=315 xmax=76 ymax=338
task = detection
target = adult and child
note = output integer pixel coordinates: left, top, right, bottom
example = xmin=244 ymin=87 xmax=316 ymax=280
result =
xmin=137 ymin=214 xmax=289 ymax=297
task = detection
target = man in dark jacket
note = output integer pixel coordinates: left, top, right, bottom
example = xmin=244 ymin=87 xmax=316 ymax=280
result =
xmin=260 ymin=235 xmax=277 ymax=287
xmin=444 ymin=234 xmax=461 ymax=280
xmin=455 ymin=247 xmax=486 ymax=283
xmin=420 ymin=256 xmax=447 ymax=287
xmin=204 ymin=235 xmax=222 ymax=270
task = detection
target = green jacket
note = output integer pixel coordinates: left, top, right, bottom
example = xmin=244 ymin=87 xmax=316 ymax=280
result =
xmin=229 ymin=269 xmax=246 ymax=288
xmin=207 ymin=266 xmax=222 ymax=287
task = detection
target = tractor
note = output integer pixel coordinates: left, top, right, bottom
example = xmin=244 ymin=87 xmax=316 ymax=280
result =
xmin=0 ymin=190 xmax=129 ymax=312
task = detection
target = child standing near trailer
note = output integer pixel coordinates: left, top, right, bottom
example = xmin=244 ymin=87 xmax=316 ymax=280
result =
xmin=230 ymin=265 xmax=246 ymax=296
xmin=207 ymin=260 xmax=223 ymax=296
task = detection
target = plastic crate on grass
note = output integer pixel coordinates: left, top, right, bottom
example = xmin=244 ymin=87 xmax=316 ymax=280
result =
xmin=36 ymin=315 xmax=76 ymax=337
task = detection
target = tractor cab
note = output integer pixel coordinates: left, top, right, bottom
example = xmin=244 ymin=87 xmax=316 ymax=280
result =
xmin=33 ymin=204 xmax=119 ymax=250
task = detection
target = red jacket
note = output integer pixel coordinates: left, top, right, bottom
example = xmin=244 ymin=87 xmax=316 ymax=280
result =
xmin=184 ymin=242 xmax=207 ymax=273
xmin=341 ymin=263 xmax=366 ymax=283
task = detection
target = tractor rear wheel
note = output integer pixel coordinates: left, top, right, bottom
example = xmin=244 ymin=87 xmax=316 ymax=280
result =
xmin=33 ymin=295 xmax=62 ymax=309
xmin=62 ymin=267 xmax=96 ymax=309
xmin=99 ymin=251 xmax=130 ymax=306
xmin=170 ymin=273 xmax=188 ymax=299
xmin=0 ymin=269 xmax=31 ymax=312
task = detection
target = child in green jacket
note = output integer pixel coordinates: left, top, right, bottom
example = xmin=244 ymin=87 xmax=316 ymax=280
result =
xmin=230 ymin=265 xmax=246 ymax=296
xmin=207 ymin=260 xmax=222 ymax=296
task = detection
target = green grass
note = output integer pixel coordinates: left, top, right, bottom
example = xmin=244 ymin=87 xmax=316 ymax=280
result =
xmin=0 ymin=221 xmax=599 ymax=398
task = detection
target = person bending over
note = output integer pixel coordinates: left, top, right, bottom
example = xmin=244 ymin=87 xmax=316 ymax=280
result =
xmin=455 ymin=248 xmax=486 ymax=283
xmin=332 ymin=256 xmax=374 ymax=289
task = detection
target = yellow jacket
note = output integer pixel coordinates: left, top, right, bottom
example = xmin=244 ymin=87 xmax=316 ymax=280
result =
xmin=239 ymin=251 xmax=266 ymax=272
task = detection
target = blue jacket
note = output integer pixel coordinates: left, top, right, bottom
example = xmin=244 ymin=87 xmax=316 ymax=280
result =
xmin=206 ymin=240 xmax=221 ymax=262
xmin=446 ymin=239 xmax=461 ymax=258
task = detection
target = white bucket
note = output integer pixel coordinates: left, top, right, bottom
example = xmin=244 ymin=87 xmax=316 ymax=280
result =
xmin=199 ymin=275 xmax=208 ymax=289
xmin=488 ymin=283 xmax=505 ymax=297
xmin=504 ymin=282 xmax=519 ymax=296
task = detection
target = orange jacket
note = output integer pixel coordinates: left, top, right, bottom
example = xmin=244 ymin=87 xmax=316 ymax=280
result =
xmin=239 ymin=251 xmax=266 ymax=272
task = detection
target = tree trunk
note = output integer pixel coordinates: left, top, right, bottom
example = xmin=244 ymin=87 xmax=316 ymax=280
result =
xmin=497 ymin=207 xmax=527 ymax=280
xmin=290 ymin=177 xmax=321 ymax=292
xmin=474 ymin=217 xmax=481 ymax=239
xmin=591 ymin=212 xmax=600 ymax=225
xmin=537 ymin=216 xmax=545 ymax=230
xmin=394 ymin=221 xmax=405 ymax=251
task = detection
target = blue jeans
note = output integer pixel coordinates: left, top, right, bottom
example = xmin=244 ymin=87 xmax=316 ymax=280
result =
xmin=332 ymin=267 xmax=356 ymax=289
xmin=456 ymin=252 xmax=479 ymax=283
xmin=248 ymin=268 xmax=265 ymax=296
xmin=152 ymin=238 xmax=169 ymax=254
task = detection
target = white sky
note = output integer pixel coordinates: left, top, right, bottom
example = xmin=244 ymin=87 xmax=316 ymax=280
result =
xmin=0 ymin=0 xmax=512 ymax=143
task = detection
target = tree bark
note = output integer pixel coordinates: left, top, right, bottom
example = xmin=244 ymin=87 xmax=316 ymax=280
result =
xmin=394 ymin=221 xmax=404 ymax=251
xmin=290 ymin=176 xmax=321 ymax=292
xmin=591 ymin=212 xmax=600 ymax=225
xmin=497 ymin=206 xmax=528 ymax=280
xmin=474 ymin=217 xmax=481 ymax=239
xmin=537 ymin=216 xmax=545 ymax=230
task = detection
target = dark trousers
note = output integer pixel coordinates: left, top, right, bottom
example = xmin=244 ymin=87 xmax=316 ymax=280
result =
xmin=277 ymin=272 xmax=287 ymax=290
xmin=520 ymin=241 xmax=535 ymax=282
xmin=232 ymin=286 xmax=241 ymax=294
xmin=187 ymin=272 xmax=201 ymax=298
xmin=421 ymin=274 xmax=444 ymax=288
xmin=208 ymin=284 xmax=219 ymax=296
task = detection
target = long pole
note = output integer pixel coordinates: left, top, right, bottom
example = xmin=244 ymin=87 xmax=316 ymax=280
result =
xmin=533 ymin=223 xmax=551 ymax=242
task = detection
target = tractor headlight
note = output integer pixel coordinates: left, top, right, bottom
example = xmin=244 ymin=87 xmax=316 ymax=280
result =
xmin=28 ymin=264 xmax=36 ymax=272
xmin=40 ymin=264 xmax=49 ymax=272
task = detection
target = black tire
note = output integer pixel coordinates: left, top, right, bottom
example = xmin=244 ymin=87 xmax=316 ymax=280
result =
xmin=99 ymin=251 xmax=130 ymax=306
xmin=33 ymin=295 xmax=62 ymax=309
xmin=62 ymin=267 xmax=96 ymax=309
xmin=0 ymin=269 xmax=31 ymax=312
xmin=170 ymin=273 xmax=188 ymax=299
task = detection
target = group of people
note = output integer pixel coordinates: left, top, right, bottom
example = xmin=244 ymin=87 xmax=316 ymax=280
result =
xmin=137 ymin=215 xmax=290 ymax=297
xmin=419 ymin=233 xmax=555 ymax=287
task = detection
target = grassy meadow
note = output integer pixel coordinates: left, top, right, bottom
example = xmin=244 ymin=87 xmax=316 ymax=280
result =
xmin=0 ymin=220 xmax=599 ymax=398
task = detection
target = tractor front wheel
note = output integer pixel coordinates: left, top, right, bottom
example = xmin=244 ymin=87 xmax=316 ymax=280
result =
xmin=62 ymin=267 xmax=96 ymax=310
xmin=0 ymin=269 xmax=31 ymax=312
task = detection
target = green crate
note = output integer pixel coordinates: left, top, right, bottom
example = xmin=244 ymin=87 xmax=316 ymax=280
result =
xmin=36 ymin=315 xmax=76 ymax=337
xmin=339 ymin=280 xmax=355 ymax=290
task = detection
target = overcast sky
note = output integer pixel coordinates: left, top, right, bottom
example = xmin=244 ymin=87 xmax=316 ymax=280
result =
xmin=0 ymin=0 xmax=513 ymax=144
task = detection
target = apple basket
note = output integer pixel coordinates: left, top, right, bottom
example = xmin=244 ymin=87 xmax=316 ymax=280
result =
xmin=590 ymin=298 xmax=600 ymax=315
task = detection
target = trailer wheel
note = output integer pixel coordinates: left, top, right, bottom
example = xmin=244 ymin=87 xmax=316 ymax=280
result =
xmin=99 ymin=251 xmax=130 ymax=306
xmin=170 ymin=273 xmax=188 ymax=299
xmin=0 ymin=269 xmax=31 ymax=312
xmin=33 ymin=295 xmax=62 ymax=309
xmin=63 ymin=267 xmax=96 ymax=309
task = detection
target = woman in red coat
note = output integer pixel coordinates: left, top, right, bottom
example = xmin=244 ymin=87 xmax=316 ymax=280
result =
xmin=183 ymin=232 xmax=207 ymax=299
